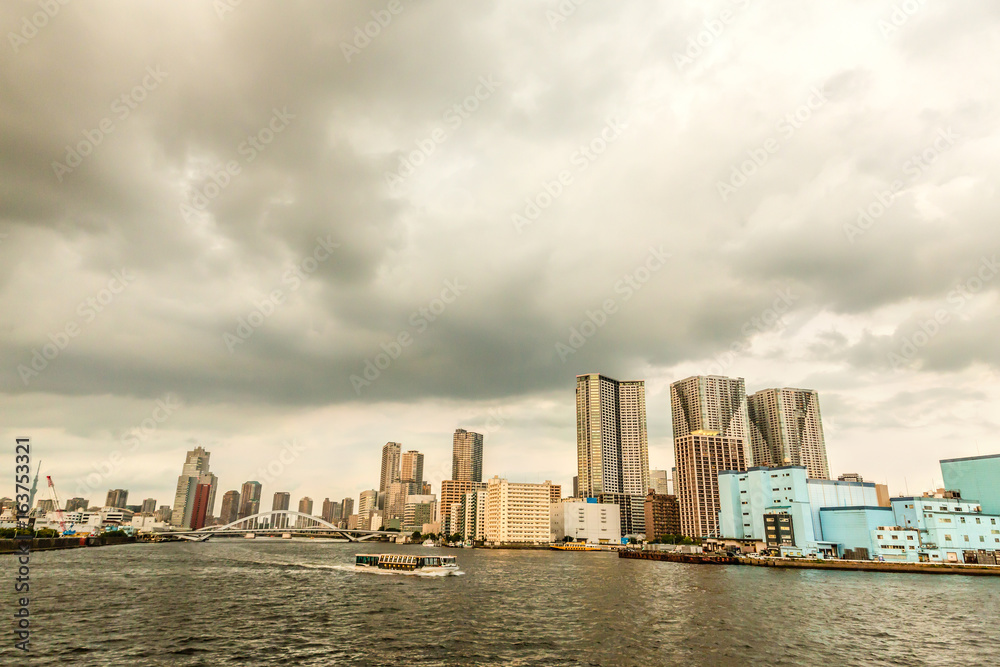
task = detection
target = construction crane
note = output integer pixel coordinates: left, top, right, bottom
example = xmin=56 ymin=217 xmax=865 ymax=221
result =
xmin=46 ymin=475 xmax=72 ymax=535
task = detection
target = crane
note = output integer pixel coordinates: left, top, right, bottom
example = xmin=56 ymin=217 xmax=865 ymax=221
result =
xmin=46 ymin=475 xmax=72 ymax=535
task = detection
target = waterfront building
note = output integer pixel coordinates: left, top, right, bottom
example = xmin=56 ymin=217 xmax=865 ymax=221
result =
xmin=576 ymin=373 xmax=650 ymax=497
xmin=439 ymin=479 xmax=487 ymax=535
xmin=458 ymin=490 xmax=487 ymax=541
xmin=889 ymin=496 xmax=1000 ymax=562
xmin=219 ymin=491 xmax=239 ymax=525
xmin=238 ymin=481 xmax=262 ymax=526
xmin=650 ymin=469 xmax=670 ymax=496
xmin=383 ymin=481 xmax=409 ymax=521
xmin=551 ymin=499 xmax=621 ymax=544
xmin=106 ymin=489 xmax=129 ymax=509
xmin=379 ymin=442 xmax=402 ymax=505
xmin=718 ymin=466 xmax=883 ymax=556
xmin=36 ymin=499 xmax=55 ymax=513
xmin=347 ymin=514 xmax=359 ymax=530
xmin=644 ymin=491 xmax=681 ymax=541
xmin=837 ymin=473 xmax=863 ymax=483
xmin=140 ymin=498 xmax=157 ymax=515
xmin=368 ymin=511 xmax=383 ymax=530
xmin=747 ymin=388 xmax=829 ymax=479
xmin=154 ymin=505 xmax=172 ymax=523
xmin=401 ymin=450 xmax=425 ymax=487
xmin=403 ymin=494 xmax=436 ymax=532
xmin=452 ymin=429 xmax=484 ymax=482
xmin=270 ymin=491 xmax=290 ymax=529
xmin=671 ymin=375 xmax=751 ymax=538
xmin=171 ymin=447 xmax=218 ymax=529
xmin=484 ymin=476 xmax=556 ymax=545
xmin=358 ymin=489 xmax=378 ymax=530
xmin=190 ymin=483 xmax=212 ymax=530
xmin=940 ymin=453 xmax=1000 ymax=515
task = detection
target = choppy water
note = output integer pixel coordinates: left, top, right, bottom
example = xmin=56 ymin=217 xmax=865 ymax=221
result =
xmin=3 ymin=539 xmax=998 ymax=666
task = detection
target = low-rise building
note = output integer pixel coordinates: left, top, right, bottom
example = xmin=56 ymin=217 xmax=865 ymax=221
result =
xmin=644 ymin=491 xmax=680 ymax=541
xmin=551 ymin=499 xmax=620 ymax=544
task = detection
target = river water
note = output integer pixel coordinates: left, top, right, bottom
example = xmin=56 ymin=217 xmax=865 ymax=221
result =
xmin=4 ymin=539 xmax=998 ymax=666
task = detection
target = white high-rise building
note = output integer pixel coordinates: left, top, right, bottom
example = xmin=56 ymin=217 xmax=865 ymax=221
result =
xmin=576 ymin=374 xmax=649 ymax=497
xmin=171 ymin=446 xmax=217 ymax=529
xmin=358 ymin=489 xmax=378 ymax=530
xmin=748 ymin=388 xmax=830 ymax=479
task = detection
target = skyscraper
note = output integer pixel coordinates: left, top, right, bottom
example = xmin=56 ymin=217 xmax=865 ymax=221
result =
xmin=358 ymin=489 xmax=378 ymax=529
xmin=340 ymin=497 xmax=354 ymax=525
xmin=296 ymin=497 xmax=314 ymax=528
xmin=379 ymin=442 xmax=402 ymax=507
xmin=671 ymin=375 xmax=750 ymax=538
xmin=575 ymin=373 xmax=649 ymax=496
xmin=271 ymin=491 xmax=290 ymax=529
xmin=401 ymin=450 xmax=425 ymax=489
xmin=321 ymin=498 xmax=337 ymax=523
xmin=106 ymin=489 xmax=129 ymax=508
xmin=190 ymin=483 xmax=212 ymax=530
xmin=238 ymin=480 xmax=262 ymax=524
xmin=219 ymin=490 xmax=240 ymax=525
xmin=747 ymin=388 xmax=830 ymax=479
xmin=384 ymin=481 xmax=408 ymax=521
xmin=452 ymin=429 xmax=484 ymax=482
xmin=170 ymin=446 xmax=218 ymax=529
xmin=140 ymin=498 xmax=157 ymax=514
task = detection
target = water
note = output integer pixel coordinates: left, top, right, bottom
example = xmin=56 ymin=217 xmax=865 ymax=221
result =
xmin=4 ymin=540 xmax=998 ymax=666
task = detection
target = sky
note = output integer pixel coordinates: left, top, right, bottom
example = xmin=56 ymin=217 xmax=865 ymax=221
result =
xmin=2 ymin=0 xmax=998 ymax=511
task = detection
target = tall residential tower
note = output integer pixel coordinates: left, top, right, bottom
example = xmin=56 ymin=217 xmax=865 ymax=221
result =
xmin=671 ymin=375 xmax=750 ymax=538
xmin=575 ymin=374 xmax=649 ymax=497
xmin=452 ymin=429 xmax=484 ymax=482
xmin=747 ymin=387 xmax=830 ymax=479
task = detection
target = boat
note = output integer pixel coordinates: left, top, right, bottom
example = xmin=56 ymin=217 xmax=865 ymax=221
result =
xmin=355 ymin=553 xmax=459 ymax=573
xmin=551 ymin=543 xmax=602 ymax=551
xmin=421 ymin=539 xmax=436 ymax=547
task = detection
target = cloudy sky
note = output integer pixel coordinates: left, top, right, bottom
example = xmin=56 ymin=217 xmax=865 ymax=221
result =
xmin=3 ymin=0 xmax=998 ymax=511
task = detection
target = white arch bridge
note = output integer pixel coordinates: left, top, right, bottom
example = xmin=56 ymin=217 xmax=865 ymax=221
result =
xmin=170 ymin=510 xmax=400 ymax=542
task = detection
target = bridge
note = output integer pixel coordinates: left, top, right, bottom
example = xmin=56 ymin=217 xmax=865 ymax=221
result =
xmin=169 ymin=510 xmax=401 ymax=542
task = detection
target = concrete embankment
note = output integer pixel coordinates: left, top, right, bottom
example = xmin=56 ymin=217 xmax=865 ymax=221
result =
xmin=0 ymin=534 xmax=136 ymax=554
xmin=741 ymin=557 xmax=1000 ymax=576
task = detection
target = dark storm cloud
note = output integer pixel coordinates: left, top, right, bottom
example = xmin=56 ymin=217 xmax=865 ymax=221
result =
xmin=2 ymin=0 xmax=999 ymax=500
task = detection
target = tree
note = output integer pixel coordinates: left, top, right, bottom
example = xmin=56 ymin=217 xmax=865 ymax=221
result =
xmin=411 ymin=531 xmax=422 ymax=541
